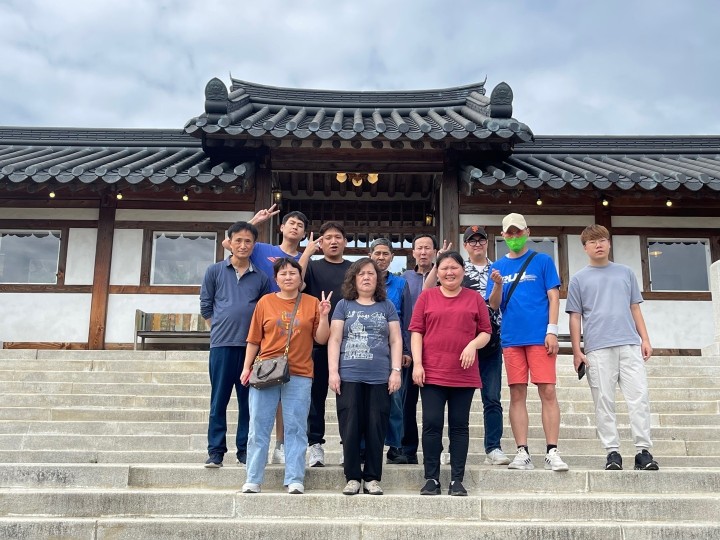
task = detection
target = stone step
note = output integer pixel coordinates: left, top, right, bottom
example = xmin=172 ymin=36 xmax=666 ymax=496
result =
xmin=3 ymin=464 xmax=720 ymax=494
xmin=1 ymin=420 xmax=718 ymax=442
xmin=1 ymin=449 xmax=716 ymax=467
xmin=2 ymin=517 xmax=719 ymax=540
xmin=0 ymin=433 xmax=696 ymax=456
xmin=3 ymin=363 xmax=720 ymax=382
xmin=0 ymin=488 xmax=718 ymax=522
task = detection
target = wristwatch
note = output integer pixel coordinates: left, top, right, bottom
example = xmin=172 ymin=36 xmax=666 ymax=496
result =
xmin=391 ymin=367 xmax=402 ymax=372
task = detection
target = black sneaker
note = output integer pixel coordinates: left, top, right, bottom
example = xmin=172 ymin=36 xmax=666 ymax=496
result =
xmin=204 ymin=453 xmax=223 ymax=468
xmin=420 ymin=479 xmax=441 ymax=495
xmin=405 ymin=452 xmax=419 ymax=465
xmin=634 ymin=449 xmax=659 ymax=470
xmin=387 ymin=446 xmax=409 ymax=464
xmin=448 ymin=480 xmax=468 ymax=496
xmin=605 ymin=451 xmax=623 ymax=470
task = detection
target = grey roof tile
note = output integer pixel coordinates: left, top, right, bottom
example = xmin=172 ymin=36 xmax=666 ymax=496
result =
xmin=186 ymin=77 xmax=532 ymax=143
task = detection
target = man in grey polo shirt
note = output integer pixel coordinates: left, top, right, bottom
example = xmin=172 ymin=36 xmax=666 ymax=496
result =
xmin=200 ymin=221 xmax=270 ymax=468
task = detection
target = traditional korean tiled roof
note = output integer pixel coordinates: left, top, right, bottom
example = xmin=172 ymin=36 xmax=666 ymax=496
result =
xmin=0 ymin=128 xmax=254 ymax=189
xmin=184 ymin=77 xmax=534 ymax=144
xmin=461 ymin=136 xmax=720 ymax=193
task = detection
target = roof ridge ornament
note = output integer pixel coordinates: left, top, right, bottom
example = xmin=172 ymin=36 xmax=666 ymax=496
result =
xmin=489 ymin=82 xmax=513 ymax=119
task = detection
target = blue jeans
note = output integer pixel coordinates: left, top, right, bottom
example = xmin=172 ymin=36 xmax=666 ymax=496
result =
xmin=384 ymin=376 xmax=405 ymax=448
xmin=207 ymin=346 xmax=249 ymax=458
xmin=246 ymin=375 xmax=312 ymax=487
xmin=478 ymin=344 xmax=504 ymax=452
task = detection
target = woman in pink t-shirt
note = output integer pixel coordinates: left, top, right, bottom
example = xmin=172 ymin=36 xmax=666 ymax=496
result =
xmin=409 ymin=251 xmax=491 ymax=496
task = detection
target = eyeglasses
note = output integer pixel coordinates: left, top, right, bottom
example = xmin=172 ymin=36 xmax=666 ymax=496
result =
xmin=466 ymin=238 xmax=487 ymax=246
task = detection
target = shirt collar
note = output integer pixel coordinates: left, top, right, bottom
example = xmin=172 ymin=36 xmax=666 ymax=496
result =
xmin=225 ymin=256 xmax=257 ymax=273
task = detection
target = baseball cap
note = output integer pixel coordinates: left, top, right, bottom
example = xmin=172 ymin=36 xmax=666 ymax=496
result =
xmin=463 ymin=226 xmax=488 ymax=243
xmin=501 ymin=213 xmax=528 ymax=233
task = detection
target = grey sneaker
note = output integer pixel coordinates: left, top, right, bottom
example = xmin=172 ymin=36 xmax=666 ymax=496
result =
xmin=241 ymin=482 xmax=261 ymax=493
xmin=287 ymin=482 xmax=304 ymax=494
xmin=308 ymin=443 xmax=325 ymax=467
xmin=363 ymin=480 xmax=384 ymax=495
xmin=485 ymin=448 xmax=511 ymax=465
xmin=508 ymin=447 xmax=534 ymax=470
xmin=342 ymin=480 xmax=361 ymax=495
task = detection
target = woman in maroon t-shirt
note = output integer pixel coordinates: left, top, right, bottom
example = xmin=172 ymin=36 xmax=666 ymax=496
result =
xmin=409 ymin=251 xmax=491 ymax=496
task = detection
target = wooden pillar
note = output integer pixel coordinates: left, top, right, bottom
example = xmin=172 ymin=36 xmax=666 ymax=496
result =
xmin=87 ymin=196 xmax=117 ymax=350
xmin=440 ymin=164 xmax=459 ymax=245
xmin=254 ymin=166 xmax=273 ymax=244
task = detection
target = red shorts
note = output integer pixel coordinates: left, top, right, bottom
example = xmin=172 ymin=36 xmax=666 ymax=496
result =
xmin=503 ymin=345 xmax=557 ymax=385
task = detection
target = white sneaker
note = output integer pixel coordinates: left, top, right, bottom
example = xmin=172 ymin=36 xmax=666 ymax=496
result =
xmin=544 ymin=448 xmax=569 ymax=471
xmin=363 ymin=480 xmax=383 ymax=495
xmin=287 ymin=482 xmax=304 ymax=494
xmin=342 ymin=479 xmax=361 ymax=495
xmin=242 ymin=482 xmax=261 ymax=493
xmin=485 ymin=448 xmax=511 ymax=465
xmin=272 ymin=443 xmax=285 ymax=464
xmin=440 ymin=452 xmax=451 ymax=465
xmin=308 ymin=443 xmax=325 ymax=467
xmin=508 ymin=447 xmax=534 ymax=470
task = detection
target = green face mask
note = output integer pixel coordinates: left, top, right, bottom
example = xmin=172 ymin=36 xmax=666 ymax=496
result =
xmin=504 ymin=236 xmax=528 ymax=253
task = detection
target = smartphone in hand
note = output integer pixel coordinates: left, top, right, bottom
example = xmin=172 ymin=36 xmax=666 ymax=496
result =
xmin=577 ymin=362 xmax=586 ymax=380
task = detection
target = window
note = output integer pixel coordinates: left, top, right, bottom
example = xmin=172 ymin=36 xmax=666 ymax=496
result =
xmin=495 ymin=236 xmax=558 ymax=266
xmin=150 ymin=232 xmax=216 ymax=285
xmin=0 ymin=230 xmax=61 ymax=284
xmin=647 ymin=239 xmax=710 ymax=292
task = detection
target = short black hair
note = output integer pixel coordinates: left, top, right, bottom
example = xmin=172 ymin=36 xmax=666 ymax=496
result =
xmin=272 ymin=257 xmax=303 ymax=277
xmin=319 ymin=221 xmax=346 ymax=237
xmin=227 ymin=221 xmax=258 ymax=241
xmin=412 ymin=233 xmax=438 ymax=250
xmin=436 ymin=251 xmax=464 ymax=268
xmin=282 ymin=211 xmax=309 ymax=230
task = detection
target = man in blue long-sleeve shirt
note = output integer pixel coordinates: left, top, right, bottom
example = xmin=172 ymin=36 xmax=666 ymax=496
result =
xmin=200 ymin=221 xmax=269 ymax=468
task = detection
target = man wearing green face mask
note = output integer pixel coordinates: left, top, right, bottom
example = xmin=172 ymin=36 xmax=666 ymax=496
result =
xmin=486 ymin=213 xmax=568 ymax=472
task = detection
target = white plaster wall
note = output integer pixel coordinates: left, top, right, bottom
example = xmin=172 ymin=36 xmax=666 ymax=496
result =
xmin=116 ymin=209 xmax=253 ymax=222
xmin=64 ymin=228 xmax=97 ymax=285
xmin=612 ymin=216 xmax=719 ymax=228
xmin=0 ymin=293 xmax=91 ymax=342
xmin=0 ymin=208 xmax=98 ymax=220
xmin=110 ymin=229 xmax=143 ymax=286
xmin=105 ymin=294 xmax=202 ymax=343
xmin=566 ymin=234 xmax=587 ymax=277
xmin=609 ymin=235 xmax=643 ymax=285
xmin=459 ymin=214 xmax=595 ymax=228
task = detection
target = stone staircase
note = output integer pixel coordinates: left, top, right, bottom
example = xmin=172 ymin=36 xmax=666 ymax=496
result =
xmin=0 ymin=349 xmax=719 ymax=539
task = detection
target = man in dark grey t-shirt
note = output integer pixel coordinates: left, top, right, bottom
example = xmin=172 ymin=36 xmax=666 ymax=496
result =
xmin=566 ymin=224 xmax=658 ymax=472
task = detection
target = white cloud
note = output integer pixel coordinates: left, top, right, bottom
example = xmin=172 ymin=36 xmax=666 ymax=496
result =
xmin=1 ymin=0 xmax=718 ymax=134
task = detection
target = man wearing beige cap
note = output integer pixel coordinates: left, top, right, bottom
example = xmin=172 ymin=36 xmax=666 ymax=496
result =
xmin=486 ymin=213 xmax=568 ymax=472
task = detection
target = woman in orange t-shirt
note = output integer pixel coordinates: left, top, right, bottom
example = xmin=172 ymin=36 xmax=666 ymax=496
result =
xmin=240 ymin=257 xmax=331 ymax=495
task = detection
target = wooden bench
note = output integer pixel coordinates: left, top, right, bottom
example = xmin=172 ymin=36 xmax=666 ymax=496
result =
xmin=134 ymin=310 xmax=211 ymax=350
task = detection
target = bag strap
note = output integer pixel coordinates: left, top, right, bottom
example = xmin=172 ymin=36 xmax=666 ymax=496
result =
xmin=281 ymin=293 xmax=303 ymax=357
xmin=500 ymin=251 xmax=538 ymax=312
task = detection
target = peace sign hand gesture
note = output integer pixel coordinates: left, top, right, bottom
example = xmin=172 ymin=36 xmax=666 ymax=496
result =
xmin=250 ymin=204 xmax=281 ymax=225
xmin=304 ymin=232 xmax=323 ymax=256
xmin=319 ymin=291 xmax=333 ymax=316
xmin=437 ymin=239 xmax=453 ymax=257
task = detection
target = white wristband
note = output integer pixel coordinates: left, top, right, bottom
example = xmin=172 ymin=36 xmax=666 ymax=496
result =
xmin=546 ymin=324 xmax=559 ymax=336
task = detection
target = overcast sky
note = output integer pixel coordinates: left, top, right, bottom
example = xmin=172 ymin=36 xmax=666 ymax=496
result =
xmin=1 ymin=0 xmax=718 ymax=135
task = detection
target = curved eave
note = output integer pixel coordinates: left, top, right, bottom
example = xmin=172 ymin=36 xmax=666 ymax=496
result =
xmin=462 ymin=153 xmax=720 ymax=193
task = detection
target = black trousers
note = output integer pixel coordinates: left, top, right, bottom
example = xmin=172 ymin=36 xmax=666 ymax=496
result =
xmin=401 ymin=364 xmax=419 ymax=455
xmin=420 ymin=384 xmax=475 ymax=482
xmin=336 ymin=381 xmax=390 ymax=482
xmin=307 ymin=345 xmax=329 ymax=446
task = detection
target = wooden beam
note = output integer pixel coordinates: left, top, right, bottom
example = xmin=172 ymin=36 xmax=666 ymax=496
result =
xmin=440 ymin=165 xmax=459 ymax=245
xmin=87 ymin=196 xmax=116 ymax=350
xmin=254 ymin=167 xmax=272 ymax=243
xmin=305 ymin=172 xmax=315 ymax=197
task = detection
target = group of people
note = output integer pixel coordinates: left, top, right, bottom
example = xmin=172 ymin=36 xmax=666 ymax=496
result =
xmin=198 ymin=207 xmax=659 ymax=497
